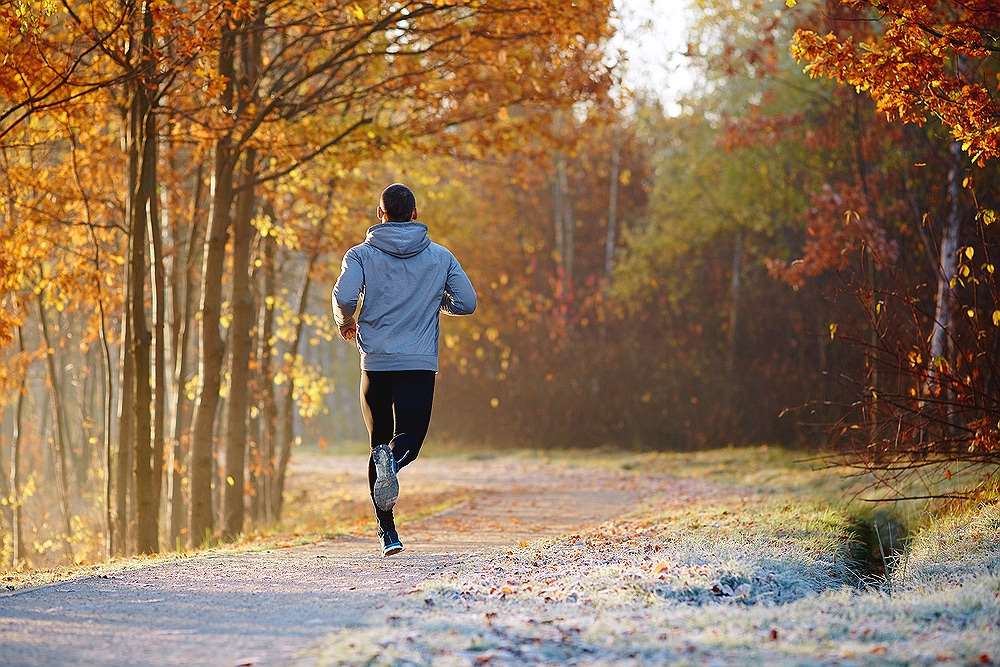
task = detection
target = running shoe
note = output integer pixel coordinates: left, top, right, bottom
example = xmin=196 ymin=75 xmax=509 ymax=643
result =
xmin=381 ymin=528 xmax=404 ymax=557
xmin=372 ymin=442 xmax=399 ymax=511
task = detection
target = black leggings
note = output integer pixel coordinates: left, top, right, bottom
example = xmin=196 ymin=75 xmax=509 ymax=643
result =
xmin=360 ymin=370 xmax=435 ymax=532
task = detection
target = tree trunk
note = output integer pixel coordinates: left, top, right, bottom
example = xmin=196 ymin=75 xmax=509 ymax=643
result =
xmin=189 ymin=12 xmax=239 ymax=546
xmin=271 ymin=257 xmax=315 ymax=519
xmin=222 ymin=12 xmax=264 ymax=538
xmin=726 ymin=228 xmax=744 ymax=430
xmin=126 ymin=0 xmax=161 ymax=554
xmin=95 ymin=273 xmax=115 ymax=559
xmin=36 ymin=298 xmax=74 ymax=561
xmin=115 ymin=296 xmax=133 ymax=555
xmin=256 ymin=232 xmax=277 ymax=524
xmin=10 ymin=326 xmax=25 ymax=568
xmin=129 ymin=94 xmax=157 ymax=554
xmin=557 ymin=157 xmax=574 ymax=289
xmin=149 ymin=163 xmax=167 ymax=530
xmin=223 ymin=149 xmax=257 ymax=540
xmin=604 ymin=137 xmax=620 ymax=278
xmin=168 ymin=160 xmax=205 ymax=548
xmin=929 ymin=141 xmax=964 ymax=372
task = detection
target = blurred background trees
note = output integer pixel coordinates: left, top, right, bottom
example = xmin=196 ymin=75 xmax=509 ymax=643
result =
xmin=1 ymin=0 xmax=997 ymax=568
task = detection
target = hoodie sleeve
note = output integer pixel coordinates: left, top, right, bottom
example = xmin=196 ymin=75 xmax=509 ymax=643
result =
xmin=332 ymin=247 xmax=364 ymax=325
xmin=440 ymin=251 xmax=477 ymax=316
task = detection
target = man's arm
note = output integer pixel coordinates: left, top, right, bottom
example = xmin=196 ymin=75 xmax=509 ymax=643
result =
xmin=332 ymin=248 xmax=364 ymax=339
xmin=440 ymin=252 xmax=477 ymax=316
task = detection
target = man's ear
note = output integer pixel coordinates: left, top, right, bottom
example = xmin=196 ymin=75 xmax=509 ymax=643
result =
xmin=377 ymin=206 xmax=385 ymax=222
xmin=411 ymin=206 xmax=418 ymax=221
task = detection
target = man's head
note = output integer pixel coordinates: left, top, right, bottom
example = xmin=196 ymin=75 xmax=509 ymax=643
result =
xmin=378 ymin=183 xmax=418 ymax=222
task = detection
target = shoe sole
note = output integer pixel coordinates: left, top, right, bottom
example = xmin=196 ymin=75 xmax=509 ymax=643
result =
xmin=383 ymin=543 xmax=404 ymax=557
xmin=372 ymin=444 xmax=399 ymax=511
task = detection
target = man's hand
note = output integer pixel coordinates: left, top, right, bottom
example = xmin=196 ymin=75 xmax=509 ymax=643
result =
xmin=339 ymin=321 xmax=357 ymax=341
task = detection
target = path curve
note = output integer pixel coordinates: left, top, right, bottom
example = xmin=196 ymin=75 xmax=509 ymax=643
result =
xmin=0 ymin=454 xmax=669 ymax=666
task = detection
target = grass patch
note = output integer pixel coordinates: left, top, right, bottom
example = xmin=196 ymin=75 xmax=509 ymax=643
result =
xmin=308 ymin=446 xmax=1000 ymax=666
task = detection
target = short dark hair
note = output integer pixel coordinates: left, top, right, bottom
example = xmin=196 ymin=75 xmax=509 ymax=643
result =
xmin=380 ymin=183 xmax=416 ymax=222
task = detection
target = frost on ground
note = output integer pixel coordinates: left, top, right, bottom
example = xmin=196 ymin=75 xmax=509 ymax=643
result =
xmin=304 ymin=489 xmax=1000 ymax=666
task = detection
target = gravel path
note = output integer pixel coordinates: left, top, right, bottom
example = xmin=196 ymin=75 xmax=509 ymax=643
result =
xmin=0 ymin=454 xmax=675 ymax=666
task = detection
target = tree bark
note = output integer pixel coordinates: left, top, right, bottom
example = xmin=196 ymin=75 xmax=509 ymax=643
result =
xmin=10 ymin=326 xmax=25 ymax=568
xmin=929 ymin=141 xmax=964 ymax=371
xmin=36 ymin=298 xmax=74 ymax=561
xmin=189 ymin=11 xmax=239 ymax=545
xmin=222 ymin=12 xmax=264 ymax=539
xmin=255 ymin=232 xmax=277 ymax=524
xmin=271 ymin=256 xmax=315 ymax=519
xmin=149 ymin=161 xmax=167 ymax=530
xmin=726 ymin=229 xmax=743 ymax=379
xmin=115 ymin=295 xmax=133 ymax=555
xmin=557 ymin=157 xmax=574 ymax=288
xmin=127 ymin=0 xmax=160 ymax=555
xmin=95 ymin=268 xmax=115 ymax=560
xmin=168 ymin=159 xmax=205 ymax=548
xmin=223 ymin=149 xmax=257 ymax=539
xmin=604 ymin=137 xmax=620 ymax=278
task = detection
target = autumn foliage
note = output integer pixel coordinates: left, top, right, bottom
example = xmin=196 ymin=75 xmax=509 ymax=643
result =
xmin=1 ymin=0 xmax=997 ymax=572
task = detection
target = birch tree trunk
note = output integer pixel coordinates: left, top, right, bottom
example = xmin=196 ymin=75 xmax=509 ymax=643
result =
xmin=929 ymin=141 xmax=964 ymax=372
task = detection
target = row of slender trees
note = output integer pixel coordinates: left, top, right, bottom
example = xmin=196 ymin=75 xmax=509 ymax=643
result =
xmin=0 ymin=0 xmax=615 ymax=563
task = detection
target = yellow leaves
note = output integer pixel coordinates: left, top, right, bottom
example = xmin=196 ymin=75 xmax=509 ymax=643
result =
xmin=348 ymin=3 xmax=365 ymax=21
xmin=966 ymin=307 xmax=975 ymax=319
xmin=226 ymin=475 xmax=236 ymax=486
xmin=981 ymin=209 xmax=996 ymax=226
xmin=907 ymin=349 xmax=922 ymax=367
xmin=964 ymin=246 xmax=974 ymax=260
xmin=829 ymin=322 xmax=838 ymax=340
xmin=785 ymin=0 xmax=796 ymax=6
xmin=993 ymin=310 xmax=1000 ymax=327
xmin=489 ymin=397 xmax=500 ymax=408
xmin=185 ymin=374 xmax=199 ymax=401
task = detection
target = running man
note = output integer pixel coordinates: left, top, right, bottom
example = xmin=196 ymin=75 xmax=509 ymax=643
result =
xmin=332 ymin=183 xmax=477 ymax=556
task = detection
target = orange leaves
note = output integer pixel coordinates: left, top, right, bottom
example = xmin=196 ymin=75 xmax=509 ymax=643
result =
xmin=790 ymin=2 xmax=1000 ymax=164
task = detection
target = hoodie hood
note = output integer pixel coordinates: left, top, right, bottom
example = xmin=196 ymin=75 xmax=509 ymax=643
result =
xmin=365 ymin=221 xmax=431 ymax=258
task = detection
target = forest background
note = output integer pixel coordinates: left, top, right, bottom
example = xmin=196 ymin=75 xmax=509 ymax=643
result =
xmin=0 ymin=0 xmax=997 ymax=570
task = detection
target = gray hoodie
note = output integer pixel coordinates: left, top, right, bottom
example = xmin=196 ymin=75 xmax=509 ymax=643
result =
xmin=332 ymin=221 xmax=477 ymax=371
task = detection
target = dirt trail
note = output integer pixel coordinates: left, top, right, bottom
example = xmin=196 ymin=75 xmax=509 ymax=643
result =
xmin=0 ymin=454 xmax=678 ymax=666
